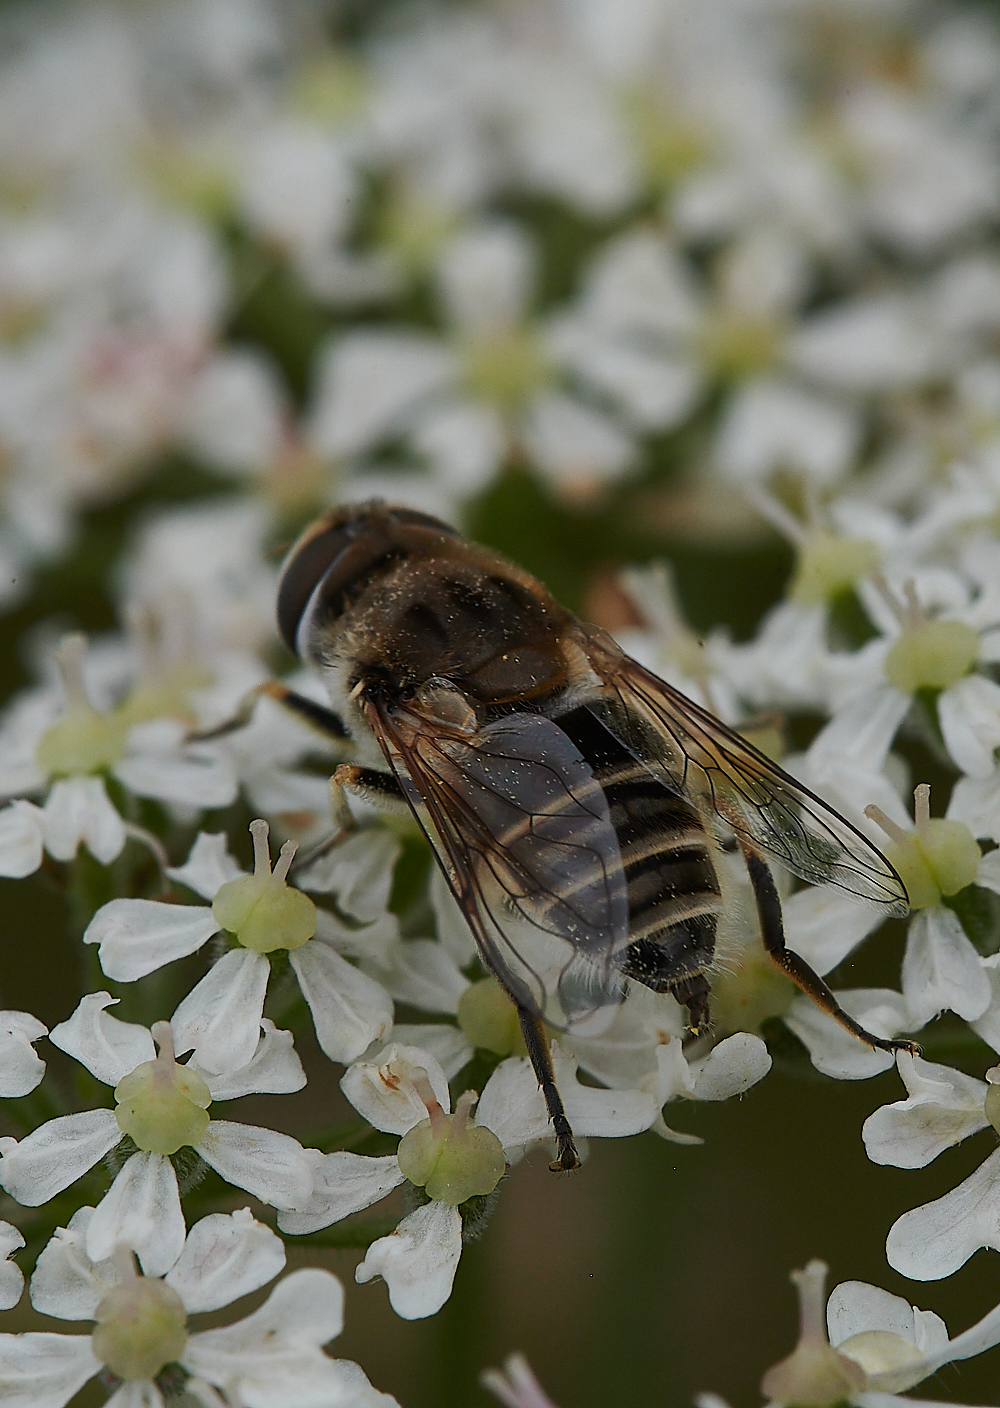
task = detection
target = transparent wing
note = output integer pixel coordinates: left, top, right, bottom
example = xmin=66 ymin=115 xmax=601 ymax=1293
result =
xmin=580 ymin=628 xmax=909 ymax=914
xmin=366 ymin=699 xmax=629 ymax=1029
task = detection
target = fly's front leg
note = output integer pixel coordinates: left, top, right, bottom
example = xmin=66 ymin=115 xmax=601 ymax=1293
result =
xmin=516 ymin=1006 xmax=581 ymax=1172
xmin=188 ymin=680 xmax=352 ymax=745
xmin=739 ymin=841 xmax=920 ymax=1058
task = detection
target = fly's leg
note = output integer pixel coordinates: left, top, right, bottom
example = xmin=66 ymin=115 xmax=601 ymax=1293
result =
xmin=739 ymin=841 xmax=919 ymax=1057
xmin=516 ymin=1006 xmax=581 ymax=1172
xmin=669 ymin=973 xmax=712 ymax=1038
xmin=188 ymin=680 xmax=351 ymax=743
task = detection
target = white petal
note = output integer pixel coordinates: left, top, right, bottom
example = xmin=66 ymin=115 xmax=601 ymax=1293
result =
xmin=939 ymin=676 xmax=1000 ymax=777
xmin=410 ymin=402 xmax=503 ymax=493
xmin=315 ymin=910 xmax=400 ymax=966
xmin=30 ymin=1208 xmax=117 ymax=1321
xmin=0 ymin=1332 xmax=100 ymax=1408
xmin=863 ymin=1055 xmax=988 ymax=1168
xmin=372 ymin=939 xmax=468 ymax=1014
xmin=0 ymin=1110 xmax=120 ymax=1205
xmin=340 ymin=1043 xmax=450 ymax=1134
xmin=0 ymin=1010 xmax=47 ymax=1097
xmin=573 ymin=343 xmax=700 ymax=430
xmin=430 ymin=865 xmax=476 ymax=965
xmin=948 ymin=771 xmax=1000 ymax=844
xmin=828 ymin=1280 xmax=942 ymax=1351
xmin=887 ymin=1145 xmax=1000 ymax=1280
xmin=387 ymin=1024 xmax=473 ymax=1080
xmin=476 ymin=1048 xmax=657 ymax=1153
xmin=49 ymin=992 xmax=155 ymax=1087
xmin=971 ymin=954 xmax=1000 ymax=1053
xmin=789 ymin=295 xmax=939 ymax=392
xmin=291 ymin=942 xmax=393 ymax=1065
xmin=296 ymin=829 xmax=401 ymax=922
xmin=83 ymin=899 xmax=219 ymax=982
xmin=309 ymin=332 xmax=454 ymax=458
xmin=41 ymin=776 xmax=125 ymax=864
xmin=170 ymin=949 xmax=269 ymax=1076
xmin=0 ymin=1222 xmax=23 ymax=1311
xmin=521 ymin=391 xmax=634 ymax=487
xmin=167 ymin=832 xmax=244 ymax=901
xmin=0 ymin=800 xmax=43 ymax=877
xmin=182 ymin=1268 xmax=347 ymax=1396
xmin=687 ymin=1034 xmax=772 ymax=1101
xmin=784 ymin=989 xmax=909 ymax=1080
xmin=114 ymin=738 xmax=237 ymax=810
xmin=902 ymin=908 xmax=992 ymax=1025
xmin=196 ymin=1122 xmax=316 ymax=1211
xmin=436 ymin=223 xmax=532 ymax=334
xmin=277 ymin=1154 xmax=405 ymax=1236
xmin=715 ymin=379 xmax=859 ymax=484
xmin=356 ymin=1201 xmax=462 ymax=1320
xmin=165 ymin=1209 xmax=285 ymax=1314
xmin=85 ymin=1152 xmax=185 ymax=1278
xmin=106 ymin=1383 xmax=163 ymax=1408
xmin=783 ymin=887 xmax=884 ymax=978
xmin=197 ymin=1021 xmax=306 ymax=1102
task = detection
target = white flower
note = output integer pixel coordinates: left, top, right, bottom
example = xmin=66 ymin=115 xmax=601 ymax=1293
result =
xmin=0 ymin=1000 xmax=313 ymax=1277
xmin=0 ymin=1222 xmax=25 ymax=1311
xmin=703 ymin=1258 xmax=1000 ymax=1407
xmin=0 ymin=633 xmax=238 ymax=879
xmin=0 ymin=1206 xmax=398 ymax=1408
xmin=84 ymin=821 xmax=394 ymax=1074
xmin=277 ymin=1040 xmax=657 ymax=1319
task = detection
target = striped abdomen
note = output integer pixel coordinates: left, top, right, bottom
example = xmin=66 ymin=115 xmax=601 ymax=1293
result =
xmin=555 ymin=703 xmax=723 ymax=1015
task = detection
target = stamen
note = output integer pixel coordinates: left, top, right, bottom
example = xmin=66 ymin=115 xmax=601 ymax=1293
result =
xmin=903 ymin=578 xmax=924 ymax=628
xmin=150 ymin=1021 xmax=176 ymax=1067
xmin=871 ymin=572 xmax=908 ymax=627
xmin=864 ymin=804 xmax=911 ymax=847
xmin=249 ymin=818 xmax=272 ymax=877
xmin=744 ymin=485 xmax=807 ymax=546
xmin=52 ymin=634 xmax=94 ymax=712
xmin=913 ymin=783 xmax=932 ymax=838
xmin=272 ymin=838 xmax=298 ymax=883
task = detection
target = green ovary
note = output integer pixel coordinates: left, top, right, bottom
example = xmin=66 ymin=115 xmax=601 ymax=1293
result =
xmin=884 ymin=619 xmax=979 ymax=692
xmin=460 ymin=330 xmax=552 ymax=409
xmin=35 ymin=708 xmax=126 ymax=776
xmin=882 ymin=819 xmax=981 ymax=910
xmin=114 ymin=1060 xmax=212 ymax=1155
xmin=789 ymin=533 xmax=880 ymax=605
xmin=212 ymin=873 xmax=317 ymax=953
xmin=92 ymin=1279 xmax=188 ymax=1381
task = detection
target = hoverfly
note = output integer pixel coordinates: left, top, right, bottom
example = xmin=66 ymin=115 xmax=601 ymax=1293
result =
xmin=271 ymin=502 xmax=913 ymax=1171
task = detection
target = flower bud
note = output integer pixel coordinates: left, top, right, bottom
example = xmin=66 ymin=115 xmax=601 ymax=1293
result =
xmin=788 ymin=533 xmax=879 ymax=606
xmin=212 ymin=819 xmax=316 ymax=953
xmin=91 ymin=1252 xmax=187 ymax=1382
xmin=397 ymin=1090 xmax=506 ymax=1205
xmin=884 ymin=619 xmax=979 ymax=693
xmin=35 ymin=635 xmax=126 ymax=777
xmin=760 ymin=1260 xmax=865 ymax=1407
xmin=457 ymin=978 xmax=527 ymax=1056
xmin=114 ymin=1023 xmax=211 ymax=1155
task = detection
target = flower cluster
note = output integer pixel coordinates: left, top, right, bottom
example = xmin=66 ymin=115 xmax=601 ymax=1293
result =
xmin=5 ymin=0 xmax=1000 ymax=1404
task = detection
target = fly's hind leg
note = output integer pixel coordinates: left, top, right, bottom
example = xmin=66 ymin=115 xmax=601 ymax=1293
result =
xmin=739 ymin=841 xmax=919 ymax=1058
xmin=516 ymin=1006 xmax=581 ymax=1172
xmin=669 ymin=973 xmax=712 ymax=1038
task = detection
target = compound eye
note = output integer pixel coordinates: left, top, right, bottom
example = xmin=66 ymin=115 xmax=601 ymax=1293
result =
xmin=276 ymin=515 xmax=354 ymax=656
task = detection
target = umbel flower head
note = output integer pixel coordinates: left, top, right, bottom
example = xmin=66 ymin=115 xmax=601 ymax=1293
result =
xmin=0 ymin=1207 xmax=399 ymax=1407
xmin=0 ymin=999 xmax=315 ymax=1276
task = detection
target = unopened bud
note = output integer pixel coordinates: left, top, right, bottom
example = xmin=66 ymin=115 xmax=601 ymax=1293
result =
xmin=212 ymin=819 xmax=316 ymax=953
xmin=397 ymin=1090 xmax=506 ymax=1205
xmin=114 ymin=1023 xmax=211 ymax=1155
xmin=760 ymin=1260 xmax=865 ymax=1407
xmin=458 ymin=979 xmax=527 ymax=1056
xmin=91 ymin=1249 xmax=187 ymax=1382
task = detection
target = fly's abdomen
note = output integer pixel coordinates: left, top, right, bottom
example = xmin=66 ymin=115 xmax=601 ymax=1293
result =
xmin=555 ymin=703 xmax=722 ymax=992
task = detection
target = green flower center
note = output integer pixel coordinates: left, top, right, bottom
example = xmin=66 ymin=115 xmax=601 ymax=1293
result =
xmin=697 ymin=312 xmax=780 ymax=381
xmin=457 ymin=978 xmax=527 ymax=1056
xmin=867 ymin=784 xmax=980 ymax=911
xmin=460 ymin=329 xmax=553 ymax=409
xmin=397 ymin=1089 xmax=506 ymax=1205
xmin=884 ymin=619 xmax=979 ymax=693
xmin=91 ymin=1256 xmax=188 ymax=1382
xmin=789 ymin=533 xmax=880 ymax=606
xmin=35 ymin=635 xmax=127 ymax=777
xmin=114 ymin=1022 xmax=211 ymax=1156
xmin=213 ymin=818 xmax=317 ymax=954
